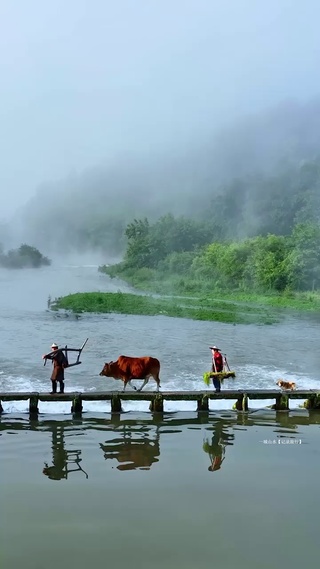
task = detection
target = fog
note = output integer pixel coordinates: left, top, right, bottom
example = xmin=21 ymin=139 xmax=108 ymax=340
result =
xmin=2 ymin=0 xmax=320 ymax=255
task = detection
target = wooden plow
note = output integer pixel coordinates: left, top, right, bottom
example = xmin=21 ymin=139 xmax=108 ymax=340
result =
xmin=43 ymin=338 xmax=88 ymax=368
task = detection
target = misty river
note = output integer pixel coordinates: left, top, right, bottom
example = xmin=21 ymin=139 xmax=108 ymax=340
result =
xmin=1 ymin=260 xmax=320 ymax=569
xmin=0 ymin=259 xmax=319 ymax=409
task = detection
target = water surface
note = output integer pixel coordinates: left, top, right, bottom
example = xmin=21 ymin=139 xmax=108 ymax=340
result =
xmin=1 ymin=411 xmax=319 ymax=569
xmin=1 ymin=261 xmax=320 ymax=569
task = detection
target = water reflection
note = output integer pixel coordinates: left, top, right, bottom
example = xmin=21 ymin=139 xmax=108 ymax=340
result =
xmin=100 ymin=423 xmax=160 ymax=470
xmin=42 ymin=422 xmax=89 ymax=480
xmin=203 ymin=420 xmax=235 ymax=472
xmin=0 ymin=411 xmax=319 ymax=480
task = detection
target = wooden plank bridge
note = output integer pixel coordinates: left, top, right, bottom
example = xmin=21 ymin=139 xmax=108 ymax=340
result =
xmin=1 ymin=389 xmax=320 ymax=414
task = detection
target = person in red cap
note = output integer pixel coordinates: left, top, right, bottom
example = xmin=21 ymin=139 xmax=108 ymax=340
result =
xmin=42 ymin=343 xmax=69 ymax=394
xmin=210 ymin=346 xmax=223 ymax=392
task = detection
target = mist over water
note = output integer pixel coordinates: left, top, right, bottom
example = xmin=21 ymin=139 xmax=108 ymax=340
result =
xmin=0 ymin=0 xmax=320 ymax=257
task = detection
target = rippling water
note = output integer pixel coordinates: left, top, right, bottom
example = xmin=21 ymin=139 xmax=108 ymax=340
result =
xmin=1 ymin=261 xmax=320 ymax=569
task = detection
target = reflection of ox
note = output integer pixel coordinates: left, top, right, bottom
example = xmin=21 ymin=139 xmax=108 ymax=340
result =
xmin=99 ymin=355 xmax=161 ymax=392
xmin=100 ymin=435 xmax=160 ymax=471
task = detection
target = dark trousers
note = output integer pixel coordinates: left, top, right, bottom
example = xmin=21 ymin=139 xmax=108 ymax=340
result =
xmin=51 ymin=380 xmax=64 ymax=394
xmin=212 ymin=378 xmax=221 ymax=392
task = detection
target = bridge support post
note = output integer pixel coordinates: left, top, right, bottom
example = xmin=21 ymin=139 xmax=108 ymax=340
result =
xmin=197 ymin=395 xmax=209 ymax=411
xmin=233 ymin=394 xmax=248 ymax=412
xmin=29 ymin=395 xmax=39 ymax=415
xmin=274 ymin=394 xmax=289 ymax=411
xmin=150 ymin=394 xmax=163 ymax=412
xmin=0 ymin=400 xmax=3 ymax=413
xmin=71 ymin=394 xmax=83 ymax=414
xmin=303 ymin=394 xmax=320 ymax=410
xmin=111 ymin=394 xmax=122 ymax=413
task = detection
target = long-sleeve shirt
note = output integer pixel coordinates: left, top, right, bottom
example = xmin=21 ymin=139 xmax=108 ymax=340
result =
xmin=45 ymin=350 xmax=68 ymax=381
xmin=212 ymin=351 xmax=223 ymax=372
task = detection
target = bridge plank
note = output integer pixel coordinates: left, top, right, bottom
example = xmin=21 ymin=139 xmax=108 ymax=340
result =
xmin=0 ymin=389 xmax=319 ymax=402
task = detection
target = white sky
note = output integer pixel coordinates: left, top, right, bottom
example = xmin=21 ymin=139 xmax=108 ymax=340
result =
xmin=1 ymin=0 xmax=320 ymax=217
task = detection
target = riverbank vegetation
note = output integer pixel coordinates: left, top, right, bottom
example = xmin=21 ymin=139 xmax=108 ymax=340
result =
xmin=99 ymin=216 xmax=320 ymax=301
xmin=51 ymin=155 xmax=320 ymax=322
xmin=50 ymin=214 xmax=320 ymax=321
xmin=51 ymin=291 xmax=279 ymax=325
xmin=0 ymin=244 xmax=51 ymax=269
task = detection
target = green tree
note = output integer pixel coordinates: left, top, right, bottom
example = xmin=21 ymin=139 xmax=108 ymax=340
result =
xmin=287 ymin=223 xmax=320 ymax=290
xmin=124 ymin=218 xmax=152 ymax=268
xmin=0 ymin=244 xmax=51 ymax=269
xmin=250 ymin=235 xmax=289 ymax=291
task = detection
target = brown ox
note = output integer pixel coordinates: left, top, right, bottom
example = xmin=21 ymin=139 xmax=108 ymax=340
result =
xmin=99 ymin=355 xmax=161 ymax=392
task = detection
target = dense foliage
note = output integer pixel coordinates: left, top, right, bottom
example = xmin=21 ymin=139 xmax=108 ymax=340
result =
xmin=0 ymin=244 xmax=51 ymax=269
xmin=103 ymin=217 xmax=320 ymax=294
xmin=124 ymin=214 xmax=217 ymax=269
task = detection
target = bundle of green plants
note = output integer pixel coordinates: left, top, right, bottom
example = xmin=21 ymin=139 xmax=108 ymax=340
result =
xmin=203 ymin=372 xmax=211 ymax=387
xmin=202 ymin=439 xmax=212 ymax=453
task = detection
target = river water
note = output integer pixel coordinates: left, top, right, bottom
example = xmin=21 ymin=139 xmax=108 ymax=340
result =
xmin=1 ymin=261 xmax=319 ymax=568
xmin=0 ymin=261 xmax=320 ymax=410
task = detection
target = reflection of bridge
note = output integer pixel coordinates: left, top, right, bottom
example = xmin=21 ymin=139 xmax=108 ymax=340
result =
xmin=0 ymin=411 xmax=318 ymax=477
xmin=100 ymin=423 xmax=160 ymax=471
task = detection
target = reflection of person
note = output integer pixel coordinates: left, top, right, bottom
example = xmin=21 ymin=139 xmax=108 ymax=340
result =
xmin=210 ymin=346 xmax=223 ymax=392
xmin=208 ymin=446 xmax=225 ymax=471
xmin=204 ymin=421 xmax=235 ymax=472
xmin=42 ymin=424 xmax=88 ymax=480
xmin=42 ymin=343 xmax=68 ymax=394
xmin=42 ymin=425 xmax=68 ymax=480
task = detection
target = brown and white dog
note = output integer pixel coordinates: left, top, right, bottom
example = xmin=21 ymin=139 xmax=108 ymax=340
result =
xmin=276 ymin=379 xmax=296 ymax=391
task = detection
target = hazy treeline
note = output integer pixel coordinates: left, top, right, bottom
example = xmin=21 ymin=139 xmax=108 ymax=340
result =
xmin=15 ymin=98 xmax=320 ymax=257
xmin=104 ymin=216 xmax=320 ymax=294
xmin=203 ymin=158 xmax=320 ymax=240
xmin=0 ymin=244 xmax=51 ymax=269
